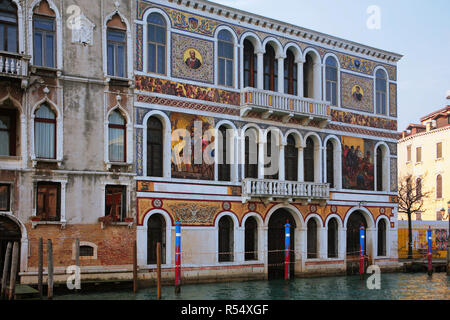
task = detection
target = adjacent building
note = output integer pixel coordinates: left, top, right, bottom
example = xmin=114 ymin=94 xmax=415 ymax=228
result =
xmin=398 ymin=104 xmax=450 ymax=221
xmin=0 ymin=0 xmax=402 ymax=285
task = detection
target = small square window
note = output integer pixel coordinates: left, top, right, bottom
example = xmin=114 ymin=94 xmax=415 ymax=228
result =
xmin=416 ymin=147 xmax=422 ymax=163
xmin=36 ymin=182 xmax=61 ymax=221
xmin=79 ymin=245 xmax=94 ymax=257
xmin=0 ymin=184 xmax=11 ymax=211
xmin=105 ymin=185 xmax=127 ymax=222
xmin=436 ymin=142 xmax=442 ymax=159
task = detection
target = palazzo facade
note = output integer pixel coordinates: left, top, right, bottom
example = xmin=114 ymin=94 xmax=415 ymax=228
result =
xmin=0 ymin=0 xmax=402 ymax=285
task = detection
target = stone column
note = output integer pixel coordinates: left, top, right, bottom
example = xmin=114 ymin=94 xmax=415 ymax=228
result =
xmin=313 ymin=62 xmax=322 ymax=100
xmin=277 ymin=55 xmax=286 ymax=94
xmin=296 ymin=59 xmax=304 ymax=97
xmin=256 ymin=50 xmax=264 ymax=90
xmin=298 ymin=146 xmax=304 ymax=182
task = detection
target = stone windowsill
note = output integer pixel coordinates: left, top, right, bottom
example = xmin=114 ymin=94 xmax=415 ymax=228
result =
xmin=0 ymin=156 xmax=22 ymax=161
xmin=100 ymin=220 xmax=134 ymax=229
xmin=31 ymin=220 xmax=66 ymax=229
xmin=32 ymin=158 xmax=63 ymax=167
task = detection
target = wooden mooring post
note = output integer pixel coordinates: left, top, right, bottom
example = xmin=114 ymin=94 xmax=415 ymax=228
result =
xmin=8 ymin=242 xmax=19 ymax=300
xmin=157 ymin=242 xmax=161 ymax=300
xmin=38 ymin=238 xmax=43 ymax=299
xmin=47 ymin=239 xmax=54 ymax=300
xmin=133 ymin=240 xmax=138 ymax=293
xmin=1 ymin=242 xmax=12 ymax=300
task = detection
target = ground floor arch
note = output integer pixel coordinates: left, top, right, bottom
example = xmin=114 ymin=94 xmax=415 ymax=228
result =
xmin=267 ymin=208 xmax=296 ymax=280
xmin=0 ymin=215 xmax=22 ymax=280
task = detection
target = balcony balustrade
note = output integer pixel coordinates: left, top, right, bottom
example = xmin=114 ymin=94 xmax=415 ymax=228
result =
xmin=242 ymin=178 xmax=330 ymax=203
xmin=0 ymin=51 xmax=30 ymax=86
xmin=240 ymin=87 xmax=331 ymax=127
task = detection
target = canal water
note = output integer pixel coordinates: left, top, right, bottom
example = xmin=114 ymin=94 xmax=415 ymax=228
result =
xmin=55 ymin=273 xmax=449 ymax=300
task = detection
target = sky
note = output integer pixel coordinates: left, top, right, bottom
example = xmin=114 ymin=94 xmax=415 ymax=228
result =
xmin=213 ymin=0 xmax=450 ymax=131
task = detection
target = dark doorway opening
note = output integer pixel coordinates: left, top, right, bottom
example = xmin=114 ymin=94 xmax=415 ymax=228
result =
xmin=0 ymin=216 xmax=21 ymax=281
xmin=346 ymin=211 xmax=367 ymax=274
xmin=147 ymin=214 xmax=166 ymax=264
xmin=268 ymin=209 xmax=296 ymax=280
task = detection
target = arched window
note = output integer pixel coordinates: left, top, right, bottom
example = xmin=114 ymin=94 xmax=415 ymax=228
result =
xmin=325 ymin=56 xmax=338 ymax=106
xmin=243 ymin=39 xmax=257 ymax=88
xmin=108 ymin=110 xmax=126 ymax=163
xmin=107 ymin=14 xmax=127 ymax=77
xmin=218 ymin=30 xmax=234 ymax=87
xmin=0 ymin=104 xmax=17 ymax=156
xmin=218 ymin=216 xmax=234 ymax=262
xmin=263 ymin=45 xmax=278 ymax=92
xmin=0 ymin=0 xmax=18 ymax=53
xmin=147 ymin=12 xmax=166 ymax=75
xmin=376 ymin=146 xmax=383 ymax=191
xmin=244 ymin=129 xmax=258 ymax=179
xmin=264 ymin=131 xmax=278 ymax=180
xmin=218 ymin=126 xmax=231 ymax=182
xmin=327 ymin=218 xmax=338 ymax=258
xmin=147 ymin=116 xmax=163 ymax=177
xmin=244 ymin=217 xmax=258 ymax=261
xmin=307 ymin=218 xmax=318 ymax=259
xmin=284 ymin=50 xmax=297 ymax=95
xmin=376 ymin=69 xmax=387 ymax=115
xmin=147 ymin=214 xmax=166 ymax=264
xmin=33 ymin=1 xmax=56 ymax=68
xmin=377 ymin=219 xmax=387 ymax=256
xmin=436 ymin=174 xmax=443 ymax=199
xmin=326 ymin=140 xmax=335 ymax=188
xmin=304 ymin=137 xmax=315 ymax=182
xmin=35 ymin=104 xmax=56 ymax=159
xmin=285 ymin=134 xmax=298 ymax=181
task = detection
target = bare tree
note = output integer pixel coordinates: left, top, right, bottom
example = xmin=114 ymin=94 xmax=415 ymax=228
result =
xmin=397 ymin=174 xmax=432 ymax=259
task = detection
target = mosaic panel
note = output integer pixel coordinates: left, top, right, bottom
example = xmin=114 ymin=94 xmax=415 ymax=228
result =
xmin=389 ymin=83 xmax=397 ymax=117
xmin=390 ymin=157 xmax=398 ymax=192
xmin=171 ymin=112 xmax=215 ymax=180
xmin=136 ymin=128 xmax=144 ymax=176
xmin=171 ymin=33 xmax=214 ymax=83
xmin=341 ymin=136 xmax=375 ymax=191
xmin=330 ymin=109 xmax=397 ymax=131
xmin=341 ymin=72 xmax=374 ymax=113
xmin=135 ymin=75 xmax=240 ymax=105
xmin=136 ymin=24 xmax=143 ymax=71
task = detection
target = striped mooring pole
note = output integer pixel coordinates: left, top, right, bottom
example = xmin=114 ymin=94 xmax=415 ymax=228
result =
xmin=285 ymin=220 xmax=291 ymax=280
xmin=360 ymin=225 xmax=365 ymax=278
xmin=427 ymin=226 xmax=433 ymax=275
xmin=175 ymin=220 xmax=181 ymax=293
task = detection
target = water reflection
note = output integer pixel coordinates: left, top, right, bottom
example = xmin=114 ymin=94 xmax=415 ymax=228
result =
xmin=55 ymin=273 xmax=449 ymax=300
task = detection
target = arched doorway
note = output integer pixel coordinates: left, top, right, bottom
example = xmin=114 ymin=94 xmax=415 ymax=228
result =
xmin=346 ymin=210 xmax=367 ymax=274
xmin=268 ymin=209 xmax=296 ymax=280
xmin=147 ymin=214 xmax=166 ymax=265
xmin=0 ymin=215 xmax=21 ymax=280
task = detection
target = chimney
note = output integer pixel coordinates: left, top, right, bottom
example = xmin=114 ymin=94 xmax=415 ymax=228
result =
xmin=446 ymin=90 xmax=450 ymax=100
xmin=426 ymin=121 xmax=431 ymax=132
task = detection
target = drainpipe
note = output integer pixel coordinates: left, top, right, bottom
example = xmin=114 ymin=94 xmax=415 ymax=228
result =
xmin=447 ymin=201 xmax=450 ymax=275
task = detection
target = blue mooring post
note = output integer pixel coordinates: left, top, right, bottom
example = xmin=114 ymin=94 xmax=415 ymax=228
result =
xmin=360 ymin=225 xmax=365 ymax=279
xmin=427 ymin=226 xmax=433 ymax=276
xmin=285 ymin=220 xmax=291 ymax=280
xmin=175 ymin=220 xmax=181 ymax=293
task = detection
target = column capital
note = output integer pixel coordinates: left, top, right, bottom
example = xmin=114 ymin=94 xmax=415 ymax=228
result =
xmin=276 ymin=54 xmax=287 ymax=60
xmin=295 ymin=58 xmax=305 ymax=64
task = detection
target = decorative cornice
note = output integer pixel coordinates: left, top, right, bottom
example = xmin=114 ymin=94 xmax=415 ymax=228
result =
xmin=167 ymin=0 xmax=403 ymax=63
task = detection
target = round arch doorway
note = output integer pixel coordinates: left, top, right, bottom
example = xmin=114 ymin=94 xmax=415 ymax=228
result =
xmin=268 ymin=209 xmax=296 ymax=280
xmin=0 ymin=215 xmax=21 ymax=280
xmin=346 ymin=210 xmax=367 ymax=274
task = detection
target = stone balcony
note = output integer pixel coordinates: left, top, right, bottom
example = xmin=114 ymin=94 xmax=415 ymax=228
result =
xmin=0 ymin=51 xmax=30 ymax=87
xmin=242 ymin=178 xmax=330 ymax=204
xmin=240 ymin=87 xmax=331 ymax=127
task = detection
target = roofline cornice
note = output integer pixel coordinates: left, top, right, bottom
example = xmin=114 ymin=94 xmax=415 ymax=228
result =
xmin=170 ymin=0 xmax=403 ymax=63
